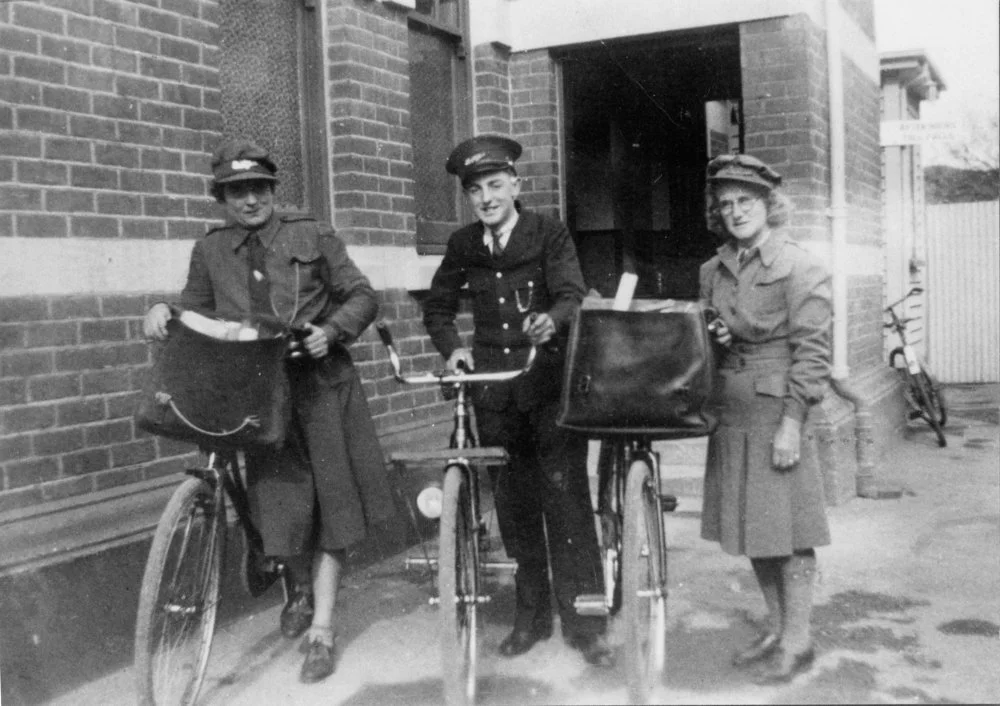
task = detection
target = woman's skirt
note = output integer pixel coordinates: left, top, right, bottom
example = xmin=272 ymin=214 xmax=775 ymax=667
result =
xmin=701 ymin=349 xmax=830 ymax=558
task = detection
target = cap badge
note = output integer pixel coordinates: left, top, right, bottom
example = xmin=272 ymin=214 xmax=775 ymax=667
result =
xmin=464 ymin=152 xmax=486 ymax=166
xmin=231 ymin=159 xmax=257 ymax=171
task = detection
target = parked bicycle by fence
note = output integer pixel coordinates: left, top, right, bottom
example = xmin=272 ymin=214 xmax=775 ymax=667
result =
xmin=885 ymin=287 xmax=947 ymax=447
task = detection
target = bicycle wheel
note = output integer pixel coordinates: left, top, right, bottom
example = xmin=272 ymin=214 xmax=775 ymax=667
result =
xmin=135 ymin=476 xmax=226 ymax=706
xmin=621 ymin=459 xmax=666 ymax=705
xmin=903 ymin=370 xmax=948 ymax=447
xmin=438 ymin=464 xmax=479 ymax=706
xmin=912 ymin=369 xmax=947 ymax=447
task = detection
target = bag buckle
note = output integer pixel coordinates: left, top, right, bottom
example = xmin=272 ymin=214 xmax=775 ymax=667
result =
xmin=573 ymin=373 xmax=591 ymax=396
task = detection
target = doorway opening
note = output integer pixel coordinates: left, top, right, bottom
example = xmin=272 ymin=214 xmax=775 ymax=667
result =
xmin=560 ymin=26 xmax=742 ymax=298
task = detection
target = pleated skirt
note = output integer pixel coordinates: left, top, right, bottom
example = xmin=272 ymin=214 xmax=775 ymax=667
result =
xmin=700 ymin=358 xmax=830 ymax=558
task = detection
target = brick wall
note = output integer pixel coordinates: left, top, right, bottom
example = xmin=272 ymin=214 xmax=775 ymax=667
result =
xmin=473 ymin=42 xmax=512 ymax=136
xmin=740 ymin=15 xmax=830 ymax=244
xmin=0 ymin=0 xmax=222 ymax=242
xmin=0 ymin=293 xmax=195 ymax=513
xmin=509 ymin=50 xmax=562 ymax=217
xmin=326 ymin=0 xmax=414 ymax=249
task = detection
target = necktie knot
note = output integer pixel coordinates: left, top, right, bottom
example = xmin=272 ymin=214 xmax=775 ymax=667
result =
xmin=490 ymin=229 xmax=504 ymax=257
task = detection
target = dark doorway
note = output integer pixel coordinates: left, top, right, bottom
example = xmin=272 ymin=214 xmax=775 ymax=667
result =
xmin=560 ymin=27 xmax=742 ymax=299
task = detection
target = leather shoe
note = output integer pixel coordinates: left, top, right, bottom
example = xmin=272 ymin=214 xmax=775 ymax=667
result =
xmin=732 ymin=632 xmax=780 ymax=667
xmin=566 ymin=633 xmax=615 ymax=668
xmin=754 ymin=646 xmax=815 ymax=684
xmin=280 ymin=586 xmax=314 ymax=639
xmin=300 ymin=637 xmax=336 ymax=683
xmin=498 ymin=624 xmax=553 ymax=657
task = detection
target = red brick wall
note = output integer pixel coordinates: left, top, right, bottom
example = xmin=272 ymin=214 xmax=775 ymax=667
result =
xmin=0 ymin=0 xmax=222 ymax=242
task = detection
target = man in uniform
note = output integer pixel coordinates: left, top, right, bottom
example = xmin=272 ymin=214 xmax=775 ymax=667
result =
xmin=422 ymin=135 xmax=613 ymax=667
xmin=143 ymin=140 xmax=395 ymax=683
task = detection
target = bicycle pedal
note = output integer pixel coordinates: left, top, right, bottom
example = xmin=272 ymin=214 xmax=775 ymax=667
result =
xmin=660 ymin=494 xmax=678 ymax=512
xmin=574 ymin=593 xmax=610 ymax=617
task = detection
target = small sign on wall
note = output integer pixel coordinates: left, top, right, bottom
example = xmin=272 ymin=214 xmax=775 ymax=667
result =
xmin=880 ymin=120 xmax=960 ymax=146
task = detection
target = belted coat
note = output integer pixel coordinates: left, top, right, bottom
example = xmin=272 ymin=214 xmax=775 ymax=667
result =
xmin=178 ymin=212 xmax=395 ymax=555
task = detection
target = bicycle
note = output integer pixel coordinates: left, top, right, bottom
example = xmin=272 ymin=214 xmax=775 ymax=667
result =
xmin=133 ymin=318 xmax=294 ymax=706
xmin=885 ymin=286 xmax=948 ymax=447
xmin=565 ymin=434 xmax=676 ymax=703
xmin=377 ymin=321 xmax=537 ymax=706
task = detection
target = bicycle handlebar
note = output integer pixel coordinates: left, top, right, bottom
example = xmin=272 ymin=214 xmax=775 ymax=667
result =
xmin=376 ymin=320 xmax=537 ymax=386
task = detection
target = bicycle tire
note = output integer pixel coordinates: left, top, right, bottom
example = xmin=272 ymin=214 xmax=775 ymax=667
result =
xmin=135 ymin=476 xmax=225 ymax=706
xmin=918 ymin=369 xmax=948 ymax=428
xmin=438 ymin=465 xmax=479 ymax=706
xmin=621 ymin=459 xmax=666 ymax=704
xmin=912 ymin=369 xmax=947 ymax=447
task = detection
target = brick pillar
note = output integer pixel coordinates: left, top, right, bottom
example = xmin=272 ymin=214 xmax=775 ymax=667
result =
xmin=740 ymin=15 xmax=830 ymax=244
xmin=473 ymin=42 xmax=512 ymax=136
xmin=326 ymin=0 xmax=414 ymax=248
xmin=509 ymin=50 xmax=562 ymax=217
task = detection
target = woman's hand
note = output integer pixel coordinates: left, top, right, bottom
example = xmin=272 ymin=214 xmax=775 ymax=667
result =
xmin=523 ymin=312 xmax=556 ymax=345
xmin=289 ymin=322 xmax=329 ymax=359
xmin=143 ymin=303 xmax=171 ymax=340
xmin=772 ymin=416 xmax=802 ymax=470
xmin=708 ymin=317 xmax=733 ymax=348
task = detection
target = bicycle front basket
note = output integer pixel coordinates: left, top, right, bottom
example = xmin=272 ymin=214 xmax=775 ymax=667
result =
xmin=135 ymin=318 xmax=291 ymax=449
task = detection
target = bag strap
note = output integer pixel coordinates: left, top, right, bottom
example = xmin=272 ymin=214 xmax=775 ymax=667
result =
xmin=154 ymin=391 xmax=261 ymax=437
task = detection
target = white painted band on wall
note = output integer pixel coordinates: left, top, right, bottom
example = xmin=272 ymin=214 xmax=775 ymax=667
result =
xmin=1 ymin=238 xmax=443 ymax=297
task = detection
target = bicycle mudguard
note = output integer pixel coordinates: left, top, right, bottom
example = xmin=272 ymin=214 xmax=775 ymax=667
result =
xmin=135 ymin=318 xmax=292 ymax=449
xmin=558 ymin=298 xmax=716 ymax=438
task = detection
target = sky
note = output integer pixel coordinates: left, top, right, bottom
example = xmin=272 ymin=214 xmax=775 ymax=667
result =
xmin=874 ymin=0 xmax=999 ymax=164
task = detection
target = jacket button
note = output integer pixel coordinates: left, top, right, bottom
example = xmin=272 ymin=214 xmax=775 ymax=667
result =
xmin=504 ymin=347 xmax=510 ymax=354
xmin=496 ymin=272 xmax=502 ymax=279
xmin=498 ymin=297 xmax=505 ymax=304
xmin=502 ymin=323 xmax=509 ymax=330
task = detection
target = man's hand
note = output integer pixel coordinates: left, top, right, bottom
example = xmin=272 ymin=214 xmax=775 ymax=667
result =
xmin=772 ymin=416 xmax=802 ymax=471
xmin=523 ymin=312 xmax=556 ymax=346
xmin=291 ymin=322 xmax=328 ymax=360
xmin=143 ymin=303 xmax=172 ymax=340
xmin=446 ymin=347 xmax=474 ymax=372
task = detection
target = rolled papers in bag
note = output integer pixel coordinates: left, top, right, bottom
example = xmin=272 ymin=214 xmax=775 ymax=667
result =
xmin=612 ymin=272 xmax=638 ymax=311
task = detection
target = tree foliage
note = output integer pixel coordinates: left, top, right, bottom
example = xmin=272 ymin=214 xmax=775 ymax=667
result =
xmin=925 ymin=165 xmax=1000 ymax=204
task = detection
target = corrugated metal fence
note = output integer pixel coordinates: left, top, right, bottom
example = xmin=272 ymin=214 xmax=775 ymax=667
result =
xmin=926 ymin=201 xmax=1000 ymax=383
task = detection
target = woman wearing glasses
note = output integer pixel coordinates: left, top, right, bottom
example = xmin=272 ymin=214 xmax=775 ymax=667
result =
xmin=699 ymin=154 xmax=833 ymax=683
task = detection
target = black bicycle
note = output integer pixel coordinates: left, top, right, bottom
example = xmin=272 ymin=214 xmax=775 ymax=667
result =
xmin=885 ymin=287 xmax=947 ymax=446
xmin=377 ymin=321 xmax=536 ymax=706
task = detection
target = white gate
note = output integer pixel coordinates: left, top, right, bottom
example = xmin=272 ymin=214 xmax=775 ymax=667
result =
xmin=925 ymin=201 xmax=1000 ymax=383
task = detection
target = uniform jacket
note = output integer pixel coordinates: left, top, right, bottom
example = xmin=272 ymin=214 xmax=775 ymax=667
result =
xmin=180 ymin=212 xmax=378 ymax=377
xmin=423 ymin=208 xmax=587 ymax=410
xmin=698 ymin=232 xmax=832 ymax=423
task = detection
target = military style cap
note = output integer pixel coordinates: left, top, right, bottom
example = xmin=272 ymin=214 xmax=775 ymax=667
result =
xmin=445 ymin=135 xmax=523 ymax=184
xmin=706 ymin=153 xmax=782 ymax=190
xmin=210 ymin=139 xmax=278 ymax=185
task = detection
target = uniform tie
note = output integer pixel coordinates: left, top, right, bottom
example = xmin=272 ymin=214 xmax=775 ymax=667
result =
xmin=737 ymin=248 xmax=751 ymax=270
xmin=490 ymin=229 xmax=505 ymax=258
xmin=247 ymin=233 xmax=271 ymax=316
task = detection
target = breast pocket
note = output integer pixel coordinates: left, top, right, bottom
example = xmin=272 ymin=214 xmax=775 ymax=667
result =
xmin=750 ymin=267 xmax=790 ymax=316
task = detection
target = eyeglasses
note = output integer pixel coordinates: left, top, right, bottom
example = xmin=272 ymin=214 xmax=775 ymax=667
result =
xmin=717 ymin=195 xmax=760 ymax=216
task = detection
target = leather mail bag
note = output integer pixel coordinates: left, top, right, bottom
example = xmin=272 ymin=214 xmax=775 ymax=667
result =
xmin=558 ymin=299 xmax=715 ymax=438
xmin=135 ymin=318 xmax=291 ymax=450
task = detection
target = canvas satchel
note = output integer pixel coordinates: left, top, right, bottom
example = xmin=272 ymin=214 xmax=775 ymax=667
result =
xmin=557 ymin=298 xmax=715 ymax=437
xmin=135 ymin=318 xmax=291 ymax=449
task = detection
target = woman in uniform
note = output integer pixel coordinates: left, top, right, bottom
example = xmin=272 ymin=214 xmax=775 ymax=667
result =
xmin=699 ymin=153 xmax=833 ymax=683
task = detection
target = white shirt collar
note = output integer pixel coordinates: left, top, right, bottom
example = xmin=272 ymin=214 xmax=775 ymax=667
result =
xmin=482 ymin=213 xmax=519 ymax=253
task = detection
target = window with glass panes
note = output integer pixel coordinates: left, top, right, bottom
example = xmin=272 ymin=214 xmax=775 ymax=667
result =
xmin=409 ymin=0 xmax=472 ymax=254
